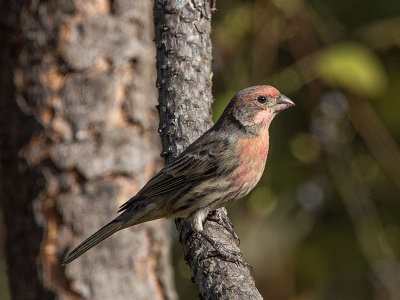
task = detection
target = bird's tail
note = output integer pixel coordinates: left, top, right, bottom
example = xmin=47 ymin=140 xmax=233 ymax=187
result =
xmin=62 ymin=218 xmax=126 ymax=265
xmin=62 ymin=198 xmax=163 ymax=265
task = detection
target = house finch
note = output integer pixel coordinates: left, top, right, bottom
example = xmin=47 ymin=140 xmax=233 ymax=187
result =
xmin=63 ymin=85 xmax=294 ymax=265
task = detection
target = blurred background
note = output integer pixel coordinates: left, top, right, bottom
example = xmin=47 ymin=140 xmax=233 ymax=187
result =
xmin=173 ymin=0 xmax=400 ymax=299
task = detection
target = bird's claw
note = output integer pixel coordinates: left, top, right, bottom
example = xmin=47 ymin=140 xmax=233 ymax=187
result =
xmin=200 ymin=250 xmax=252 ymax=269
xmin=198 ymin=230 xmax=251 ymax=269
xmin=207 ymin=210 xmax=240 ymax=246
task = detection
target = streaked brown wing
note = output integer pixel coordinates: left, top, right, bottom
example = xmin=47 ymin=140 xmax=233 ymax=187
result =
xmin=137 ymin=155 xmax=218 ymax=198
xmin=118 ymin=138 xmax=226 ymax=212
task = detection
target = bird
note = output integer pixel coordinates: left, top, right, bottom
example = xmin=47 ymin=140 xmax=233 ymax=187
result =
xmin=62 ymin=85 xmax=294 ymax=265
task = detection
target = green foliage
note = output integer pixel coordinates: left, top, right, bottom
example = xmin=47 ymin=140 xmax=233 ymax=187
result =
xmin=317 ymin=43 xmax=387 ymax=97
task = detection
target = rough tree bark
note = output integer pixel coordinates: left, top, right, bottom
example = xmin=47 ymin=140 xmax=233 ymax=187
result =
xmin=0 ymin=0 xmax=176 ymax=299
xmin=154 ymin=1 xmax=262 ymax=299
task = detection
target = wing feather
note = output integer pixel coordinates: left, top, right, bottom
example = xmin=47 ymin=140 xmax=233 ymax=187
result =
xmin=118 ymin=136 xmax=228 ymax=212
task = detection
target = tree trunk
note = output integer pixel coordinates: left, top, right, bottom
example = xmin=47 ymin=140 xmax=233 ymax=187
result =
xmin=154 ymin=0 xmax=263 ymax=299
xmin=0 ymin=0 xmax=176 ymax=299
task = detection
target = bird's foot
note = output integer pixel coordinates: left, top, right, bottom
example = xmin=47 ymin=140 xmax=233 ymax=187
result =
xmin=198 ymin=231 xmax=251 ymax=269
xmin=207 ymin=210 xmax=240 ymax=245
xmin=202 ymin=250 xmax=252 ymax=269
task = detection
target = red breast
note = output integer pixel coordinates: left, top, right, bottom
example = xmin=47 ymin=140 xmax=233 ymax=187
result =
xmin=233 ymin=126 xmax=270 ymax=195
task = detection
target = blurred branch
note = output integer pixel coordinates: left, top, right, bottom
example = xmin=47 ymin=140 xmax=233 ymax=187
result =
xmin=154 ymin=0 xmax=262 ymax=299
xmin=356 ymin=17 xmax=400 ymax=50
xmin=315 ymin=91 xmax=400 ymax=300
xmin=347 ymin=95 xmax=400 ymax=190
xmin=329 ymin=154 xmax=400 ymax=300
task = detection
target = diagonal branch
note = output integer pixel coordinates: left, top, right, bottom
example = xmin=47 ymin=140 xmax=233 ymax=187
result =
xmin=154 ymin=0 xmax=262 ymax=299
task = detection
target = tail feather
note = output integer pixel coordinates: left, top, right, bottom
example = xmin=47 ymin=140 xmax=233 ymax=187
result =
xmin=62 ymin=220 xmax=125 ymax=265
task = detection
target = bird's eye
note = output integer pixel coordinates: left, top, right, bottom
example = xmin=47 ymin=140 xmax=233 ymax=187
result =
xmin=257 ymin=95 xmax=268 ymax=104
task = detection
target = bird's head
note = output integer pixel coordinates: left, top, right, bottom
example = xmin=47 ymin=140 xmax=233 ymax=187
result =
xmin=221 ymin=85 xmax=294 ymax=133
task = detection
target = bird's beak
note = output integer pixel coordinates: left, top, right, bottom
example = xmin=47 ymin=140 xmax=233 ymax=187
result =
xmin=273 ymin=94 xmax=295 ymax=112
